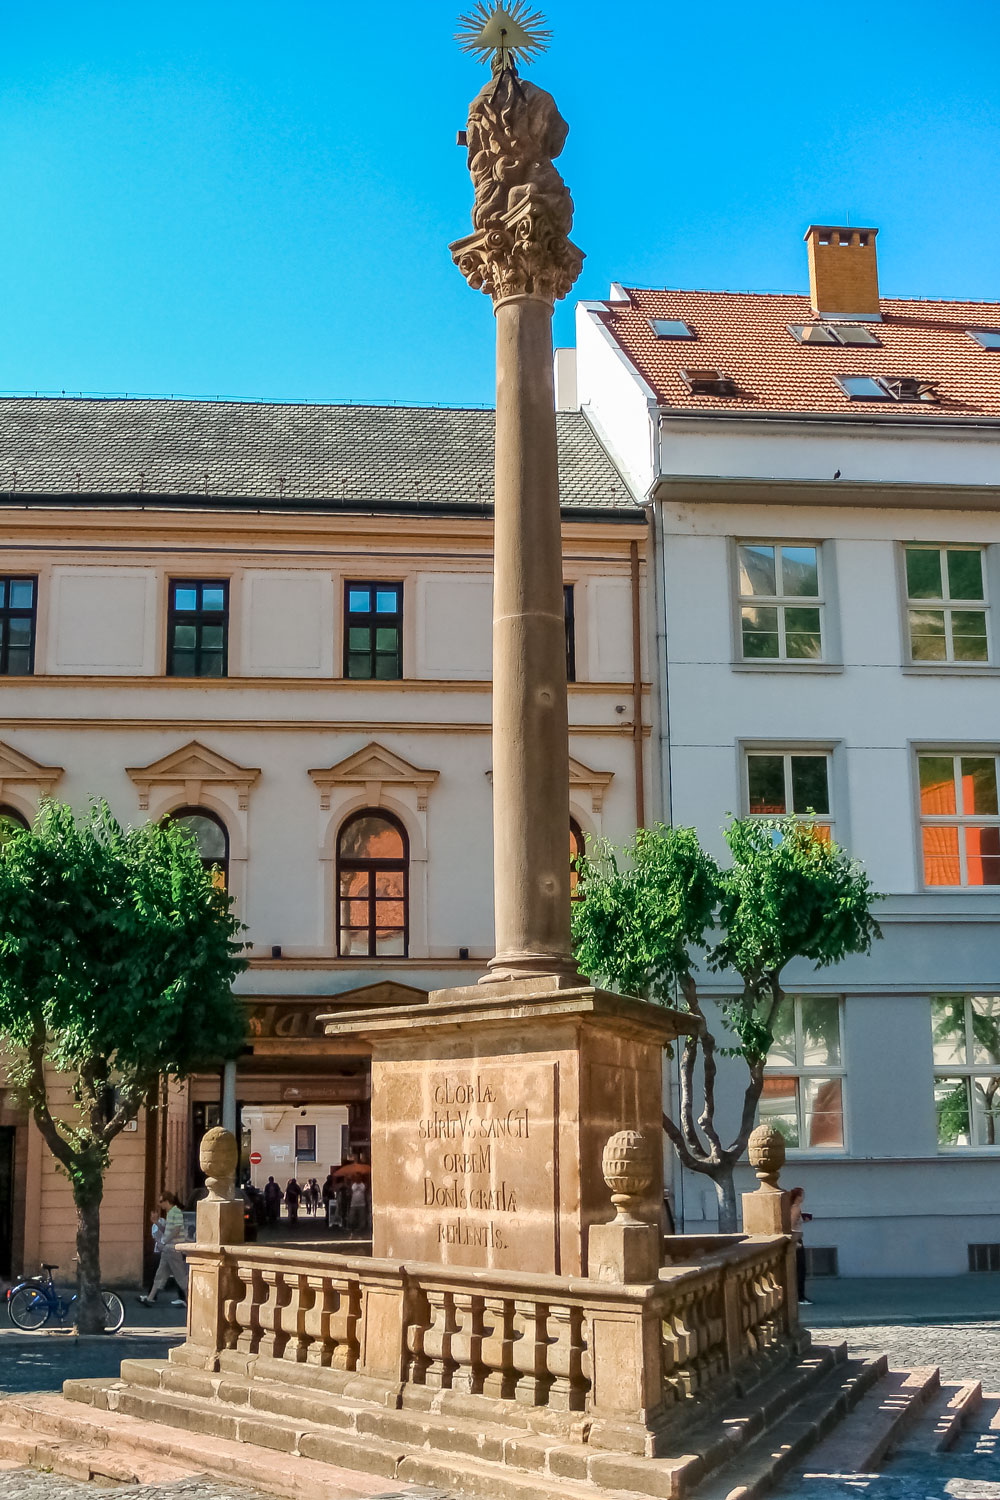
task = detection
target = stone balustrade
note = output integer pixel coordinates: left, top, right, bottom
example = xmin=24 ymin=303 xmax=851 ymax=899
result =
xmin=179 ymin=1233 xmax=797 ymax=1435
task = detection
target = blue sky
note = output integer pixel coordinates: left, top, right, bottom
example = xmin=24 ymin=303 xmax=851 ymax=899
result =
xmin=1 ymin=1 xmax=997 ymax=408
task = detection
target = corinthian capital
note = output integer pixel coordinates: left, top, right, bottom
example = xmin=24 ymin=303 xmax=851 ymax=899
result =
xmin=450 ymin=67 xmax=583 ymax=305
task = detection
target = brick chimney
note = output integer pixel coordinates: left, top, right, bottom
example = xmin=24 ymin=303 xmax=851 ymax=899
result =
xmin=804 ymin=224 xmax=881 ymax=319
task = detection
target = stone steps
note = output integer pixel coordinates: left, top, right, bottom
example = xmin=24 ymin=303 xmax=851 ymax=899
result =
xmin=684 ymin=1352 xmax=890 ymax=1500
xmin=43 ymin=1341 xmax=902 ymax=1500
xmin=0 ymin=1392 xmax=438 ymax=1500
xmin=781 ymin=1364 xmax=940 ymax=1482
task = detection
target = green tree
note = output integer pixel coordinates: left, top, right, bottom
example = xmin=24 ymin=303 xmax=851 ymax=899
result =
xmin=572 ymin=818 xmax=880 ymax=1232
xmin=0 ymin=801 xmax=246 ymax=1332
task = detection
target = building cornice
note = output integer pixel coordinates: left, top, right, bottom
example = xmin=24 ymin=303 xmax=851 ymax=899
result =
xmin=650 ymin=472 xmax=1000 ymax=512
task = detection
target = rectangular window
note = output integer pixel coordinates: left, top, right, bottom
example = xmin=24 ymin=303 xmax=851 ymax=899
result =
xmin=738 ymin=543 xmax=823 ymax=661
xmin=932 ymin=994 xmax=1000 ymax=1149
xmin=0 ymin=576 xmax=37 ymax=675
xmin=761 ymin=995 xmax=845 ymax=1150
xmin=294 ymin=1124 xmax=317 ymax=1162
xmin=564 ymin=584 xmax=576 ymax=683
xmin=918 ymin=753 xmax=1000 ymax=887
xmin=905 ymin=545 xmax=988 ymax=664
xmin=167 ymin=580 xmax=228 ymax=678
xmin=344 ymin=582 xmax=402 ymax=680
xmin=746 ymin=751 xmax=831 ymax=835
xmin=968 ymin=330 xmax=1000 ymax=350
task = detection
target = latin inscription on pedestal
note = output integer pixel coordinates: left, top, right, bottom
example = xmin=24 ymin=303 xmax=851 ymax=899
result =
xmin=373 ymin=1058 xmax=560 ymax=1272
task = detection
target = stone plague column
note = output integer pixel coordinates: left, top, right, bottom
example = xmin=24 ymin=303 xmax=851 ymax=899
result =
xmin=450 ymin=37 xmax=584 ymax=983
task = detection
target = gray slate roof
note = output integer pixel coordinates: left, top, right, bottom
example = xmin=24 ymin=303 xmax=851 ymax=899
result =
xmin=0 ymin=398 xmax=639 ymax=518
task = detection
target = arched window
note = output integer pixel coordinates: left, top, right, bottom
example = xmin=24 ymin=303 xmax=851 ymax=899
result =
xmin=337 ymin=810 xmax=408 ymax=957
xmin=0 ymin=806 xmax=28 ymax=849
xmin=165 ymin=807 xmax=229 ymax=890
xmin=570 ymin=818 xmax=585 ymax=902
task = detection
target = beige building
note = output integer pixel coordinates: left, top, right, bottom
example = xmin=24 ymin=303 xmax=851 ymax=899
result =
xmin=0 ymin=396 xmax=646 ymax=1285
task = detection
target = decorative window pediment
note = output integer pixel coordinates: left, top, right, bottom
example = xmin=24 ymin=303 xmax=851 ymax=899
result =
xmin=569 ymin=755 xmax=615 ymax=814
xmin=0 ymin=741 xmax=63 ymax=801
xmin=127 ymin=741 xmax=261 ymax=811
xmin=309 ymin=742 xmax=439 ymax=812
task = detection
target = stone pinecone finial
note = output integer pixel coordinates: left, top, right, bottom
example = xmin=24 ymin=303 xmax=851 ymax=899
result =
xmin=602 ymin=1130 xmax=653 ymax=1226
xmin=199 ymin=1126 xmax=239 ymax=1203
xmin=747 ymin=1122 xmax=786 ymax=1191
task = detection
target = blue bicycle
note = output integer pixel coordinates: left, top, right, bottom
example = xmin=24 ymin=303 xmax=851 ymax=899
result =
xmin=6 ymin=1263 xmax=125 ymax=1332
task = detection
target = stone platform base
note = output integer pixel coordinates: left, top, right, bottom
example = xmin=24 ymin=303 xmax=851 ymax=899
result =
xmin=42 ymin=1342 xmax=903 ymax=1499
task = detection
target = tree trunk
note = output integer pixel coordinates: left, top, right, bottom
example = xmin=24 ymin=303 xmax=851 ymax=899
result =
xmin=714 ymin=1167 xmax=738 ymax=1235
xmin=74 ymin=1185 xmax=107 ymax=1333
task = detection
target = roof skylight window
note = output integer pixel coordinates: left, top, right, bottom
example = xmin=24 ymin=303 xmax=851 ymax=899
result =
xmin=650 ymin=318 xmax=696 ymax=339
xmin=789 ymin=324 xmax=881 ymax=347
xmin=969 ymin=329 xmax=1000 ymax=350
xmin=837 ymin=374 xmax=939 ymax=403
xmin=880 ymin=376 xmax=939 ymax=403
xmin=836 ymin=375 xmax=892 ymax=401
xmin=834 ymin=324 xmax=881 ymax=346
xmin=679 ymin=368 xmax=738 ymax=396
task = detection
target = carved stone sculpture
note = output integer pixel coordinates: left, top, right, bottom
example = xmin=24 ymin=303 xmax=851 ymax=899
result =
xmin=451 ymin=62 xmax=583 ymax=304
xmin=747 ymin=1122 xmax=786 ymax=1192
xmin=602 ymin=1129 xmax=654 ymax=1226
xmin=199 ymin=1126 xmax=239 ymax=1202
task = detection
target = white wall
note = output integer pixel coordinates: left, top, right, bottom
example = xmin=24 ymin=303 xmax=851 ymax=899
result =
xmin=656 ymin=495 xmax=1000 ymax=1273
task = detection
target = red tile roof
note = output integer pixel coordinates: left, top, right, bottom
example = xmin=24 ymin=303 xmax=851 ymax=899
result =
xmin=598 ymin=288 xmax=1000 ymax=418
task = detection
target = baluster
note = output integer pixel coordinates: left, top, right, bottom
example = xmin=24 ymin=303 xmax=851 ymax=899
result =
xmin=404 ymin=1286 xmax=431 ymax=1385
xmin=546 ymin=1303 xmax=587 ymax=1411
xmin=480 ymin=1295 xmax=517 ymax=1400
xmin=336 ymin=1278 xmax=362 ymax=1371
xmin=421 ymin=1289 xmax=457 ymax=1390
xmin=511 ymin=1298 xmax=551 ymax=1407
xmin=449 ymin=1292 xmax=483 ymax=1394
xmin=283 ymin=1272 xmax=312 ymax=1363
xmin=234 ymin=1263 xmax=263 ymax=1356
xmin=304 ymin=1274 xmax=334 ymax=1366
xmin=258 ymin=1269 xmax=291 ymax=1361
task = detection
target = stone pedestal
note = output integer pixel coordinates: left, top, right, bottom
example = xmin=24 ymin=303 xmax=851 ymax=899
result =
xmin=321 ymin=978 xmax=688 ymax=1277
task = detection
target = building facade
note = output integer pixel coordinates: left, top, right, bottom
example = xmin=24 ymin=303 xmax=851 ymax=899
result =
xmin=0 ymin=398 xmax=648 ymax=1285
xmin=569 ymin=224 xmax=1000 ymax=1276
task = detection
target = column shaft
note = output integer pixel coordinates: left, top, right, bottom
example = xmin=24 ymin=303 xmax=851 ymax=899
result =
xmin=488 ymin=293 xmax=576 ymax=981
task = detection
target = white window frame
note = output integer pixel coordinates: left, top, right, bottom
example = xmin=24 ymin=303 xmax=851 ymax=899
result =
xmin=761 ymin=994 xmax=847 ymax=1155
xmin=916 ymin=750 xmax=1000 ymax=890
xmin=744 ymin=748 xmax=834 ymax=836
xmin=931 ymin=993 xmax=1000 ymax=1152
xmin=736 ymin=541 xmax=825 ymax=663
xmin=903 ymin=544 xmax=990 ymax=666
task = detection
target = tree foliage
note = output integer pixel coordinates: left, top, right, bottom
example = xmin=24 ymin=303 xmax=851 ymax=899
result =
xmin=0 ymin=800 xmax=247 ymax=1328
xmin=572 ymin=818 xmax=881 ymax=1230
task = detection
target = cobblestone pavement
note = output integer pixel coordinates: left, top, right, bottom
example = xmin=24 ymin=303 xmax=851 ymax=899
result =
xmin=0 ymin=1476 xmax=456 ymax=1500
xmin=810 ymin=1320 xmax=1000 ymax=1389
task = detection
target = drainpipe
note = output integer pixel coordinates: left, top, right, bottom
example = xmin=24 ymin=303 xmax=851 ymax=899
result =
xmin=629 ymin=539 xmax=645 ymax=828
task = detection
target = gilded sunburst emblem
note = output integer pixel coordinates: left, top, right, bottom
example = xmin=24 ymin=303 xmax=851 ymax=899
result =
xmin=454 ymin=2 xmax=552 ymax=70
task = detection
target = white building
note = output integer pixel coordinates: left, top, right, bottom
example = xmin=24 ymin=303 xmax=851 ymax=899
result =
xmin=568 ymin=223 xmax=1000 ymax=1276
xmin=0 ymin=397 xmax=648 ymax=1284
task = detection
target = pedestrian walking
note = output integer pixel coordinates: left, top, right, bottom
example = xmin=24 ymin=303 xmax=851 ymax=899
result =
xmin=262 ymin=1175 xmax=281 ymax=1224
xmin=137 ymin=1193 xmax=188 ymax=1306
xmin=306 ymin=1178 xmax=320 ymax=1215
xmin=789 ymin=1186 xmax=813 ymax=1306
xmin=284 ymin=1176 xmax=302 ymax=1224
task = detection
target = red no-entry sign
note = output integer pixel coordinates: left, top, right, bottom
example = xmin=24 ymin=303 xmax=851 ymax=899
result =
xmin=249 ymin=1151 xmax=262 ymax=1165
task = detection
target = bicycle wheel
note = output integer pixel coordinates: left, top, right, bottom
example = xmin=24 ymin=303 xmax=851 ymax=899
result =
xmin=101 ymin=1290 xmax=125 ymax=1332
xmin=7 ymin=1283 xmax=51 ymax=1330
